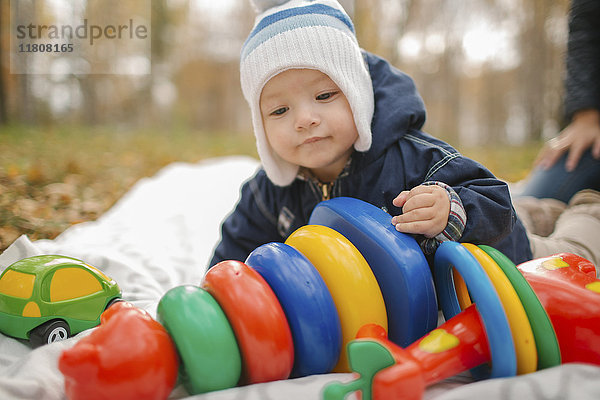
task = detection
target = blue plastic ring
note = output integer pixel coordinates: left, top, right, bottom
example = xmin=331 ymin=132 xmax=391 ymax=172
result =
xmin=309 ymin=197 xmax=438 ymax=346
xmin=245 ymin=242 xmax=342 ymax=377
xmin=434 ymin=241 xmax=516 ymax=378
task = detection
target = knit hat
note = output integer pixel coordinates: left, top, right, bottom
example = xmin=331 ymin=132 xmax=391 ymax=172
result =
xmin=241 ymin=0 xmax=374 ymax=186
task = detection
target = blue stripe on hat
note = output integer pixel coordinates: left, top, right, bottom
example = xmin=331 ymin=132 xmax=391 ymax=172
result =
xmin=241 ymin=13 xmax=353 ymax=61
xmin=242 ymin=3 xmax=354 ymax=58
xmin=253 ymin=3 xmax=354 ymax=36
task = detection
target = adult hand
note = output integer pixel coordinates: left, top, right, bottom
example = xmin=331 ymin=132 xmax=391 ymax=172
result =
xmin=391 ymin=184 xmax=450 ymax=238
xmin=535 ymin=109 xmax=600 ymax=171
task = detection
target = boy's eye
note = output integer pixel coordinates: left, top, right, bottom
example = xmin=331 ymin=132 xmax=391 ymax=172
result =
xmin=271 ymin=107 xmax=288 ymax=116
xmin=316 ymin=91 xmax=338 ymax=101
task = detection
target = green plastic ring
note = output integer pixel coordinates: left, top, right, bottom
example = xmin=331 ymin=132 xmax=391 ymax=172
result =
xmin=157 ymin=285 xmax=242 ymax=394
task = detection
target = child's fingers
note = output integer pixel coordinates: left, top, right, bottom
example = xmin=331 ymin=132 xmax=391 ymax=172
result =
xmin=393 ymin=218 xmax=440 ymax=238
xmin=401 ymin=192 xmax=436 ymax=213
xmin=390 ymin=185 xmax=449 ymax=234
xmin=391 ymin=186 xmax=440 ymax=224
xmin=402 ymin=185 xmax=448 ymax=213
xmin=393 ymin=186 xmax=435 ymax=209
xmin=392 ymin=190 xmax=410 ymax=207
xmin=392 ymin=186 xmax=450 ymax=237
xmin=393 ymin=206 xmax=436 ymax=224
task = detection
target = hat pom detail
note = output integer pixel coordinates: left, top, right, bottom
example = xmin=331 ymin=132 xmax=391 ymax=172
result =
xmin=250 ymin=0 xmax=290 ymax=13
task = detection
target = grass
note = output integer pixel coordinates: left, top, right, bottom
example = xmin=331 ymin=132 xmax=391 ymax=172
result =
xmin=0 ymin=124 xmax=257 ymax=251
xmin=0 ymin=124 xmax=541 ymax=252
xmin=460 ymin=144 xmax=542 ymax=183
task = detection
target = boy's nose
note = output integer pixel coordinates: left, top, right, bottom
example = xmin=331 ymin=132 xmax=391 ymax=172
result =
xmin=295 ymin=106 xmax=320 ymax=131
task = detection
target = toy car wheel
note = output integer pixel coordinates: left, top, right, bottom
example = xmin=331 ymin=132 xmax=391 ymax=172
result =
xmin=105 ymin=297 xmax=123 ymax=310
xmin=29 ymin=320 xmax=71 ymax=347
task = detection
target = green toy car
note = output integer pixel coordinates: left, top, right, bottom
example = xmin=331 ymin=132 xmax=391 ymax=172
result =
xmin=0 ymin=255 xmax=121 ymax=347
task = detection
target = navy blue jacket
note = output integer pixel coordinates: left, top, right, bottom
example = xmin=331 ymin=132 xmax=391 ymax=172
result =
xmin=210 ymin=52 xmax=532 ymax=267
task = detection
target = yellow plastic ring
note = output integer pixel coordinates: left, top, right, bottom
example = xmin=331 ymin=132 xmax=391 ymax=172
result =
xmin=285 ymin=225 xmax=388 ymax=372
xmin=453 ymin=267 xmax=472 ymax=309
xmin=462 ymin=244 xmax=537 ymax=375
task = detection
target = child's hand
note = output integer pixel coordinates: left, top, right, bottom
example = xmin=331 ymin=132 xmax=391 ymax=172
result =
xmin=391 ymin=185 xmax=450 ymax=238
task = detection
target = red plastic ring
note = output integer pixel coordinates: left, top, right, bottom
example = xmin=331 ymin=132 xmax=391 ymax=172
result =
xmin=202 ymin=260 xmax=294 ymax=384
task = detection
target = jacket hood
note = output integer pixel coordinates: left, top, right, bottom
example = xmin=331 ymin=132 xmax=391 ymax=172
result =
xmin=362 ymin=52 xmax=427 ymax=162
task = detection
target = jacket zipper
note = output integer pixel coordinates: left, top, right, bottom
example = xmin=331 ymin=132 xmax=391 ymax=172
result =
xmin=318 ymin=181 xmax=333 ymax=201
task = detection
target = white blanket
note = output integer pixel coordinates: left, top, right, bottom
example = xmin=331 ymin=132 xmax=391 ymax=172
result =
xmin=1 ymin=156 xmax=599 ymax=400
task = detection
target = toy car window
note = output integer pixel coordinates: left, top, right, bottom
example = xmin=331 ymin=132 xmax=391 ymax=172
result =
xmin=0 ymin=270 xmax=35 ymax=299
xmin=84 ymin=263 xmax=112 ymax=282
xmin=49 ymin=268 xmax=103 ymax=302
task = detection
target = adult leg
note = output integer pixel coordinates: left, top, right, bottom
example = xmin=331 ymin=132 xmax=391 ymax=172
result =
xmin=513 ymin=197 xmax=566 ymax=237
xmin=527 ymin=190 xmax=600 ymax=274
xmin=515 ymin=150 xmax=600 ymax=203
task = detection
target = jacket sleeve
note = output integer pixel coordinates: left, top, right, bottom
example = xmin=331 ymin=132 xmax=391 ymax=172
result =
xmin=564 ymin=0 xmax=600 ymax=119
xmin=399 ymin=132 xmax=517 ymax=248
xmin=209 ymin=171 xmax=283 ymax=268
xmin=427 ymin=155 xmax=516 ymax=247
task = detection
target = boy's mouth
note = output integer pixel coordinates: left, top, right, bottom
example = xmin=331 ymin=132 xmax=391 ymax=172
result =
xmin=303 ymin=136 xmax=324 ymax=144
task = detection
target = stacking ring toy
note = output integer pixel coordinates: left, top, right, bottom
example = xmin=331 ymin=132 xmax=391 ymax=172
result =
xmin=479 ymin=245 xmax=561 ymax=369
xmin=434 ymin=241 xmax=516 ymax=378
xmin=202 ymin=260 xmax=294 ymax=384
xmin=453 ymin=268 xmax=472 ymax=309
xmin=156 ymin=285 xmax=241 ymax=394
xmin=245 ymin=242 xmax=342 ymax=377
xmin=286 ymin=225 xmax=388 ymax=372
xmin=463 ymin=244 xmax=537 ymax=375
xmin=309 ymin=197 xmax=437 ymax=346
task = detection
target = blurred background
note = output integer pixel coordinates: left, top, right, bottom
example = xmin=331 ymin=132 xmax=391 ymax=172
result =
xmin=0 ymin=0 xmax=570 ymax=249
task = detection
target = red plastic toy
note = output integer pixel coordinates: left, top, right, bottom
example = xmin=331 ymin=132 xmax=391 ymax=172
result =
xmin=324 ymin=251 xmax=600 ymax=400
xmin=58 ymin=301 xmax=179 ymax=400
xmin=517 ymin=253 xmax=600 ymax=364
xmin=323 ymin=306 xmax=490 ymax=400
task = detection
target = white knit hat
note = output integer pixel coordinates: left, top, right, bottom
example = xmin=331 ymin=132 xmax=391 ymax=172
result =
xmin=241 ymin=0 xmax=374 ymax=186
